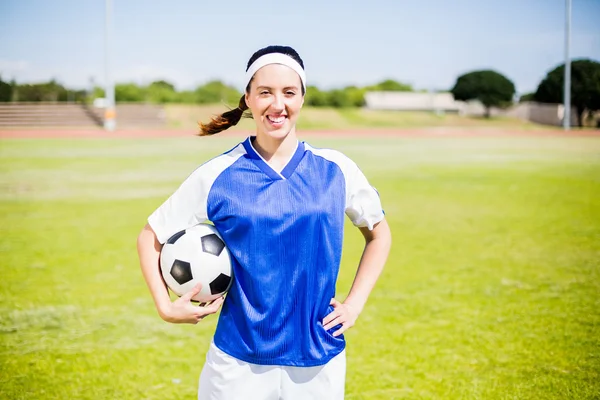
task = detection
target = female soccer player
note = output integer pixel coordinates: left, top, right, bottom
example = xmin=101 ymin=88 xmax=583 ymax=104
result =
xmin=137 ymin=45 xmax=392 ymax=399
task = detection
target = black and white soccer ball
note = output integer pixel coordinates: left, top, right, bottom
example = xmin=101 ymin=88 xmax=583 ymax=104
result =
xmin=159 ymin=223 xmax=233 ymax=303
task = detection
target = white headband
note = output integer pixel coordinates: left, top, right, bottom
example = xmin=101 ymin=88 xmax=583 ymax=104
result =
xmin=244 ymin=53 xmax=306 ymax=91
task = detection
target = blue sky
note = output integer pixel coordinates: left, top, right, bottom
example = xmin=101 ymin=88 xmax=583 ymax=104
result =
xmin=1 ymin=0 xmax=598 ymax=95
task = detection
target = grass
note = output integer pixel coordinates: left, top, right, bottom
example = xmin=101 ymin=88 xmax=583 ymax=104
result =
xmin=1 ymin=134 xmax=599 ymax=399
xmin=163 ymin=104 xmax=551 ymax=131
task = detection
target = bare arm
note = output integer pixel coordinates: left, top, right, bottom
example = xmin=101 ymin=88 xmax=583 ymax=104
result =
xmin=137 ymin=223 xmax=223 ymax=324
xmin=323 ymin=218 xmax=392 ymax=336
xmin=343 ymin=218 xmax=392 ymax=314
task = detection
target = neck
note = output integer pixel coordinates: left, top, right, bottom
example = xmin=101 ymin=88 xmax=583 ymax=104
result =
xmin=253 ymin=128 xmax=298 ymax=166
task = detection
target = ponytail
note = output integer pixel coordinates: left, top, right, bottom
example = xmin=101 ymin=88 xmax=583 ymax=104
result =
xmin=198 ymin=95 xmax=249 ymax=136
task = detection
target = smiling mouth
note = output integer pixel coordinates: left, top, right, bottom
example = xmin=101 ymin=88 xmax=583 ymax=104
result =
xmin=267 ymin=115 xmax=286 ymax=124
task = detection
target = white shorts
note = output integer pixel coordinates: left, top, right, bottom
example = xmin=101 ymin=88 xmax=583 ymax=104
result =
xmin=198 ymin=341 xmax=346 ymax=400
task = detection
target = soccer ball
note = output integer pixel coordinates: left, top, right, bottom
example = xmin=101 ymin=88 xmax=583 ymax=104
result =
xmin=159 ymin=223 xmax=233 ymax=303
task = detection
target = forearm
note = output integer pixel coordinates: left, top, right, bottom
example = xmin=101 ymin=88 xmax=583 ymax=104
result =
xmin=137 ymin=224 xmax=172 ymax=318
xmin=343 ymin=219 xmax=392 ymax=315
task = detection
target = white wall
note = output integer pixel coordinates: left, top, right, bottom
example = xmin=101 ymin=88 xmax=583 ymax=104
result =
xmin=364 ymin=91 xmax=582 ymax=127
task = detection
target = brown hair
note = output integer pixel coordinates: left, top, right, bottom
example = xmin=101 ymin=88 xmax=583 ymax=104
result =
xmin=198 ymin=45 xmax=305 ymax=136
xmin=198 ymin=95 xmax=249 ymax=136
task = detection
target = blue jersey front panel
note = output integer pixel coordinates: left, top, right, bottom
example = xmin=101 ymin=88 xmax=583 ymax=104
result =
xmin=148 ymin=136 xmax=384 ymax=367
xmin=208 ymin=140 xmax=346 ymax=366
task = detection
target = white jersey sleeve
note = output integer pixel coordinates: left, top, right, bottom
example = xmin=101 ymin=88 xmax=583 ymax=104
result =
xmin=305 ymin=144 xmax=385 ymax=230
xmin=344 ymin=157 xmax=385 ymax=230
xmin=147 ymin=144 xmax=246 ymax=244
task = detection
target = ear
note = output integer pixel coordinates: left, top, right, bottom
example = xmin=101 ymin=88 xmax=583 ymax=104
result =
xmin=244 ymin=91 xmax=250 ymax=108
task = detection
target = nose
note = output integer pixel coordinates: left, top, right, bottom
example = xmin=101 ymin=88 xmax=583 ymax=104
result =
xmin=271 ymin=93 xmax=284 ymax=111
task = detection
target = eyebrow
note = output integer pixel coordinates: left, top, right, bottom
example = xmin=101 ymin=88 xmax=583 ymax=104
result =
xmin=256 ymin=85 xmax=300 ymax=90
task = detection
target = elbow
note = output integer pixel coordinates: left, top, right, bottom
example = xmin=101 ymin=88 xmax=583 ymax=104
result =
xmin=369 ymin=218 xmax=392 ymax=250
xmin=380 ymin=219 xmax=392 ymax=248
xmin=384 ymin=219 xmax=392 ymax=241
xmin=359 ymin=218 xmax=392 ymax=254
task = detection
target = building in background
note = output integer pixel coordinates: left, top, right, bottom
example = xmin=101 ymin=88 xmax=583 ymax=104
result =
xmin=364 ymin=91 xmax=587 ymax=127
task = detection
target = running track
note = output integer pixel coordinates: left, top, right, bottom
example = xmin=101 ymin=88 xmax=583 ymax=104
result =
xmin=1 ymin=127 xmax=599 ymax=139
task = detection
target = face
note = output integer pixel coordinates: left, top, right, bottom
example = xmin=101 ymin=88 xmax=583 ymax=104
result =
xmin=244 ymin=63 xmax=304 ymax=140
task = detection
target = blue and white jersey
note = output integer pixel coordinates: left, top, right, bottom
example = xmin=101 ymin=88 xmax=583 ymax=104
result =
xmin=148 ymin=136 xmax=384 ymax=367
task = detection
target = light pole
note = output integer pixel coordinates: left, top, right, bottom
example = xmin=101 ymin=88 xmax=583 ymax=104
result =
xmin=104 ymin=0 xmax=116 ymax=131
xmin=563 ymin=0 xmax=571 ymax=130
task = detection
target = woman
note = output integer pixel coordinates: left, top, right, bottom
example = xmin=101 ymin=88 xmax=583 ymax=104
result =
xmin=137 ymin=45 xmax=392 ymax=399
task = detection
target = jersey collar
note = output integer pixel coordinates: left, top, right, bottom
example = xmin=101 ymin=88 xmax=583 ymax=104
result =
xmin=243 ymin=136 xmax=305 ymax=180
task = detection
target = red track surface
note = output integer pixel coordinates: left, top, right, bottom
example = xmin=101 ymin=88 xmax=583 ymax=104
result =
xmin=1 ymin=127 xmax=599 ymax=139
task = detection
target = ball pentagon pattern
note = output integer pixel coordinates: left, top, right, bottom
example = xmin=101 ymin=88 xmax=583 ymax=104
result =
xmin=159 ymin=223 xmax=233 ymax=303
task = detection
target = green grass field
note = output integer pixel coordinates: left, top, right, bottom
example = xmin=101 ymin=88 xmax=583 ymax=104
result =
xmin=1 ymin=134 xmax=599 ymax=399
xmin=163 ymin=104 xmax=555 ymax=131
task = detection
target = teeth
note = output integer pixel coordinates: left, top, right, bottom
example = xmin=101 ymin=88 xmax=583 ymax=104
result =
xmin=268 ymin=116 xmax=285 ymax=123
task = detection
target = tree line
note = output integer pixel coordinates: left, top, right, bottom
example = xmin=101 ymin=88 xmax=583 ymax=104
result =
xmin=1 ymin=58 xmax=598 ymax=125
xmin=450 ymin=59 xmax=600 ymax=126
xmin=0 ymin=77 xmax=414 ymax=108
xmin=0 ymin=79 xmax=88 ymax=103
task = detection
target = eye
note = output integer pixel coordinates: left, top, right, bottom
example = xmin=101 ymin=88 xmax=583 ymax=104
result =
xmin=285 ymin=91 xmax=296 ymax=96
xmin=259 ymin=90 xmax=270 ymax=96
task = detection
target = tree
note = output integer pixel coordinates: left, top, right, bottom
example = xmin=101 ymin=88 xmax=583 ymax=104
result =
xmin=327 ymin=89 xmax=353 ymax=108
xmin=92 ymin=86 xmax=105 ymax=99
xmin=534 ymin=59 xmax=600 ymax=127
xmin=519 ymin=92 xmax=535 ymax=102
xmin=147 ymin=80 xmax=176 ymax=103
xmin=365 ymin=79 xmax=413 ymax=92
xmin=0 ymin=76 xmax=12 ymax=102
xmin=14 ymin=79 xmax=69 ymax=102
xmin=115 ymin=83 xmax=145 ymax=102
xmin=305 ymin=86 xmax=329 ymax=107
xmin=342 ymin=86 xmax=366 ymax=107
xmin=194 ymin=80 xmax=240 ymax=105
xmin=451 ymin=70 xmax=516 ymax=117
xmin=149 ymin=80 xmax=175 ymax=91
